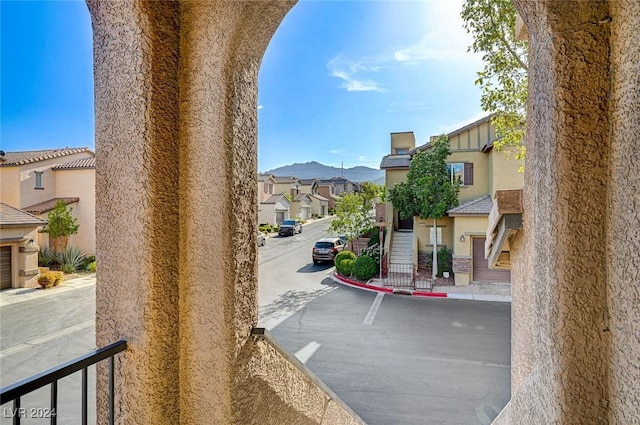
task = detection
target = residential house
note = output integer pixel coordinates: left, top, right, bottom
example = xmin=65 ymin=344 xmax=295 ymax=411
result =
xmin=257 ymin=173 xmax=290 ymax=225
xmin=299 ymin=178 xmax=328 ymax=217
xmin=273 ymin=176 xmax=301 ymax=199
xmin=0 ymin=148 xmax=96 ymax=256
xmin=0 ymin=203 xmax=47 ymax=289
xmin=330 ymin=177 xmax=356 ymax=196
xmin=290 ymin=193 xmax=312 ymax=220
xmin=380 ymin=116 xmax=524 ymax=285
xmin=316 ymin=179 xmax=340 ymax=211
xmin=258 ymin=194 xmax=291 ymax=225
xmin=257 ymin=173 xmax=277 ymax=204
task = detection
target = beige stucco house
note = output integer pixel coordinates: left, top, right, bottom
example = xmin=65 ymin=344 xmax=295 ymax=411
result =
xmin=291 ymin=193 xmax=312 ymax=220
xmin=299 ymin=178 xmax=329 ymax=217
xmin=0 ymin=203 xmax=47 ymax=289
xmin=380 ymin=116 xmax=524 ymax=285
xmin=258 ymin=194 xmax=291 ymax=226
xmin=0 ymin=148 xmax=96 ymax=255
xmin=316 ymin=180 xmax=339 ymax=211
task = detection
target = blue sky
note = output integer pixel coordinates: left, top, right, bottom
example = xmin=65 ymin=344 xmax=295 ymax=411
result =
xmin=1 ymin=1 xmax=485 ymax=172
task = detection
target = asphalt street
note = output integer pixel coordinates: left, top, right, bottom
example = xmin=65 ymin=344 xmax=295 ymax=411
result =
xmin=0 ymin=218 xmax=511 ymax=424
xmin=271 ymin=284 xmax=511 ymax=425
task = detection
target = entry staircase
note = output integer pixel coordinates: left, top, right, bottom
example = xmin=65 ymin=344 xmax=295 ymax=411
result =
xmin=386 ymin=231 xmax=414 ymax=288
xmin=390 ymin=231 xmax=413 ymax=264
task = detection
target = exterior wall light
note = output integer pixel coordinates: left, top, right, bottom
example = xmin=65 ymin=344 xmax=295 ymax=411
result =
xmin=460 ymin=235 xmax=466 ymax=242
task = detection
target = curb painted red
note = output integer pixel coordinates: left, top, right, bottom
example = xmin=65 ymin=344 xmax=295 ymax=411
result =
xmin=332 ymin=272 xmax=448 ymax=298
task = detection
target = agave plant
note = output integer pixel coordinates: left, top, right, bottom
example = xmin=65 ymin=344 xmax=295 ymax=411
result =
xmin=38 ymin=247 xmax=58 ymax=267
xmin=57 ymin=246 xmax=86 ymax=273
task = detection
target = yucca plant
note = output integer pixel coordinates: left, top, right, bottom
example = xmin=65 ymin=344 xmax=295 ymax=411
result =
xmin=57 ymin=246 xmax=86 ymax=272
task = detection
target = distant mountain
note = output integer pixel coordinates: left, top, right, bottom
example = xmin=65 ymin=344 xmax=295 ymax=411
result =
xmin=264 ymin=161 xmax=385 ymax=184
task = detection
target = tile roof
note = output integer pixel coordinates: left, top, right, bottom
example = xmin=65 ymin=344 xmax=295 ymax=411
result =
xmin=310 ymin=194 xmax=329 ymax=202
xmin=53 ymin=157 xmax=96 ymax=170
xmin=380 ymin=155 xmax=411 ymax=169
xmin=299 ymin=178 xmax=318 ymax=185
xmin=293 ymin=193 xmax=311 ymax=202
xmin=0 ymin=203 xmax=47 ymax=227
xmin=447 ymin=195 xmax=493 ymax=216
xmin=261 ymin=194 xmax=290 ymax=205
xmin=258 ymin=173 xmax=275 ymax=182
xmin=0 ymin=148 xmax=93 ymax=166
xmin=273 ymin=176 xmax=300 ymax=183
xmin=23 ymin=197 xmax=80 ymax=215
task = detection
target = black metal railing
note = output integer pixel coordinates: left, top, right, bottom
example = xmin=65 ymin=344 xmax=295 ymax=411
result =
xmin=385 ymin=263 xmax=415 ymax=289
xmin=0 ymin=340 xmax=127 ymax=425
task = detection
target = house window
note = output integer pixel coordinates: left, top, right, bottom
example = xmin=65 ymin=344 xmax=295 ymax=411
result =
xmin=395 ymin=148 xmax=408 ymax=154
xmin=34 ymin=171 xmax=44 ymax=189
xmin=429 ymin=227 xmax=443 ymax=244
xmin=447 ymin=163 xmax=473 ymax=186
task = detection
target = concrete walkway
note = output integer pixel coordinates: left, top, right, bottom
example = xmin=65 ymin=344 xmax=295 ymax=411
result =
xmin=0 ymin=273 xmax=96 ymax=307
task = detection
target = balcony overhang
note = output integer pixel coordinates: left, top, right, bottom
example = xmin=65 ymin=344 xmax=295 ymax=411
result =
xmin=485 ymin=189 xmax=523 ymax=269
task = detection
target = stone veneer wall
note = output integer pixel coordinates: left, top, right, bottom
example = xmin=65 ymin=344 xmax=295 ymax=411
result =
xmin=496 ymin=1 xmax=640 ymax=424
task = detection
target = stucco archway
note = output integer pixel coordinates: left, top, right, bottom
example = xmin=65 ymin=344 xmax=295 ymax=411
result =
xmin=86 ymin=0 xmax=639 ymax=423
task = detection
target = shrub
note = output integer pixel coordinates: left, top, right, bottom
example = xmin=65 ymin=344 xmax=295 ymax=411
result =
xmin=80 ymin=255 xmax=96 ymax=271
xmin=339 ymin=259 xmax=355 ymax=276
xmin=57 ymin=247 xmax=86 ymax=272
xmin=38 ymin=271 xmax=63 ymax=289
xmin=61 ymin=263 xmax=76 ymax=274
xmin=87 ymin=261 xmax=97 ymax=273
xmin=437 ymin=247 xmax=453 ymax=277
xmin=38 ymin=247 xmax=58 ymax=267
xmin=353 ymin=255 xmax=378 ymax=281
xmin=334 ymin=250 xmax=356 ymax=269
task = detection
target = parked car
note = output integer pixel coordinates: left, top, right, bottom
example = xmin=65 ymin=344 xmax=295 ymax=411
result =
xmin=257 ymin=231 xmax=266 ymax=247
xmin=312 ymin=237 xmax=345 ymax=264
xmin=278 ymin=219 xmax=302 ymax=236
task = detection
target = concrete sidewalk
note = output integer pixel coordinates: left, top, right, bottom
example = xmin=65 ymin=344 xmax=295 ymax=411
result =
xmin=331 ymin=272 xmax=511 ymax=303
xmin=0 ymin=273 xmax=96 ymax=307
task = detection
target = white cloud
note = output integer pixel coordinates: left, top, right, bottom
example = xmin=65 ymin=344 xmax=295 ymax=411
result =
xmin=327 ymin=57 xmax=386 ymax=93
xmin=257 ymin=104 xmax=264 ymax=110
xmin=393 ymin=1 xmax=483 ymax=65
xmin=328 ymin=149 xmax=345 ymax=154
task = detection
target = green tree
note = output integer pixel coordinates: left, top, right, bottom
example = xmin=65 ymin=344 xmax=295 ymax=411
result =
xmin=461 ymin=0 xmax=528 ymax=159
xmin=388 ymin=135 xmax=459 ymax=278
xmin=360 ymin=181 xmax=383 ymax=209
xmin=329 ymin=193 xmax=373 ymax=242
xmin=43 ymin=200 xmax=80 ymax=252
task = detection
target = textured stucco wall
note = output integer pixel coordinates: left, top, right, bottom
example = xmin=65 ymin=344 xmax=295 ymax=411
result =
xmin=498 ymin=1 xmax=627 ymax=423
xmin=89 ymin=1 xmax=363 ymax=424
xmin=54 ymin=169 xmax=96 ymax=255
xmin=607 ymin=1 xmax=640 ymax=422
xmin=235 ymin=330 xmax=366 ymax=425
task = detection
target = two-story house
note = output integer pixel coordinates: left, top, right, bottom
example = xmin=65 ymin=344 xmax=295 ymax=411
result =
xmin=0 ymin=148 xmax=96 ymax=258
xmin=257 ymin=173 xmax=290 ymax=225
xmin=380 ymin=116 xmax=524 ymax=285
xmin=299 ymin=178 xmax=329 ymax=217
xmin=316 ymin=179 xmax=340 ymax=211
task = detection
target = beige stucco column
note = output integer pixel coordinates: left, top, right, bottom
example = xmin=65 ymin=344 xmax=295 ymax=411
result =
xmin=88 ymin=1 xmax=293 ymax=424
xmin=496 ymin=1 xmax=640 ymax=424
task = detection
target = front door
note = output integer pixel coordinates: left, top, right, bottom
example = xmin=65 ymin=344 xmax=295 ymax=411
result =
xmin=398 ymin=215 xmax=413 ymax=230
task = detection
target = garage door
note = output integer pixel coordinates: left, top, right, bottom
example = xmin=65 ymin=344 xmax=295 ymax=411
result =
xmin=0 ymin=246 xmax=12 ymax=289
xmin=275 ymin=211 xmax=285 ymax=225
xmin=473 ymin=237 xmax=511 ymax=283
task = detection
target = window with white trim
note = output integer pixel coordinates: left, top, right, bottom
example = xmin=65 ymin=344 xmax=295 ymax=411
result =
xmin=34 ymin=171 xmax=44 ymax=189
xmin=447 ymin=162 xmax=473 ymax=186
